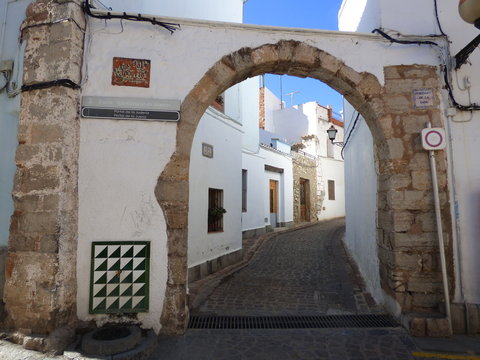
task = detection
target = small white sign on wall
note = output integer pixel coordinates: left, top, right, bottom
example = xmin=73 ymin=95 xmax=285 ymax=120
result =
xmin=413 ymin=88 xmax=434 ymax=109
xmin=421 ymin=128 xmax=446 ymax=150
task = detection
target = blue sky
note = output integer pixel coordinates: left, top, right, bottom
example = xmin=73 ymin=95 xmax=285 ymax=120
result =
xmin=243 ymin=0 xmax=344 ymax=114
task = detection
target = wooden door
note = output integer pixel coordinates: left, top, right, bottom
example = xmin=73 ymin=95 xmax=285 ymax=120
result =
xmin=300 ymin=178 xmax=310 ymax=222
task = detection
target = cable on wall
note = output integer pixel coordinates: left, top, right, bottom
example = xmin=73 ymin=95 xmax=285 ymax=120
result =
xmin=433 ymin=0 xmax=447 ymax=37
xmin=371 ymin=28 xmax=440 ymax=47
xmin=21 ymin=79 xmax=81 ymax=92
xmin=83 ymin=0 xmax=181 ymax=34
xmin=340 ymin=112 xmax=360 ymax=160
xmin=372 ymin=28 xmax=480 ymax=111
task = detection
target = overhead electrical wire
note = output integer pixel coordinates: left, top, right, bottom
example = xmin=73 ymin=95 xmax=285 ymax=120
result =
xmin=371 ymin=28 xmax=440 ymax=47
xmin=371 ymin=27 xmax=480 ymax=111
xmin=433 ymin=0 xmax=447 ymax=37
xmin=83 ymin=0 xmax=181 ymax=34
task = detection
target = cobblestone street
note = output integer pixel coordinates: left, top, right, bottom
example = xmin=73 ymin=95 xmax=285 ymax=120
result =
xmin=192 ymin=218 xmax=379 ymax=317
xmin=151 ymin=219 xmax=458 ymax=360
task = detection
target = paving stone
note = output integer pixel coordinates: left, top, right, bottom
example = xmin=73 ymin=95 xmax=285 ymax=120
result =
xmin=192 ymin=219 xmax=382 ymax=316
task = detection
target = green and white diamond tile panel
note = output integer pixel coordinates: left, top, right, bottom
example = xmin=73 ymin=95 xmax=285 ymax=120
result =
xmin=90 ymin=241 xmax=150 ymax=314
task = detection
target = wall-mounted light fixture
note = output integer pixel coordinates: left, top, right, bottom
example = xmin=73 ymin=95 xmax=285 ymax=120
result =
xmin=327 ymin=125 xmax=344 ymax=147
xmin=459 ymin=0 xmax=480 ymax=29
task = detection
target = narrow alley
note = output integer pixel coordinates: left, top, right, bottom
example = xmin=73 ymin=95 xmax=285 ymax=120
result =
xmin=149 ymin=220 xmax=430 ymax=360
xmin=192 ymin=218 xmax=379 ymax=316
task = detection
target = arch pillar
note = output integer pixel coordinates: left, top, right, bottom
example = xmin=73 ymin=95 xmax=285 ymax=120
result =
xmin=3 ymin=0 xmax=85 ymax=350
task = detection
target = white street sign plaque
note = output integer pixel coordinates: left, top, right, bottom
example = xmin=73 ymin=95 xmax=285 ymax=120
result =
xmin=413 ymin=88 xmax=434 ymax=109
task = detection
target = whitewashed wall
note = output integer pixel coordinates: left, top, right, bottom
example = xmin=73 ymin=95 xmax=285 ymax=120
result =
xmin=339 ymin=0 xmax=480 ymax=305
xmin=338 ymin=0 xmax=380 ymax=33
xmin=271 ymin=106 xmax=309 ymax=144
xmin=78 ymin=19 xmax=181 ymax=332
xmin=261 ymin=147 xmax=294 ymax=226
xmin=342 ymin=103 xmax=382 ymax=301
xmin=338 ymin=0 xmax=387 ymax=307
xmin=416 ymin=0 xmax=480 ymax=306
xmin=188 ymin=108 xmax=243 ymax=268
xmin=263 ymin=87 xmax=283 ymax=132
xmin=318 ymin=158 xmax=345 ymax=220
xmin=241 ymin=151 xmax=268 ymax=232
xmin=227 ymin=76 xmax=260 ymax=152
xmin=78 ymin=118 xmax=174 ymax=332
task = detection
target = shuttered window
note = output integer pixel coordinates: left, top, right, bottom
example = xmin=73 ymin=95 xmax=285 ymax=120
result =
xmin=328 ymin=180 xmax=335 ymax=201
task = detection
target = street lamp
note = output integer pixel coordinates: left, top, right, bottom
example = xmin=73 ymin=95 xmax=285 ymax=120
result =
xmin=459 ymin=0 xmax=480 ymax=29
xmin=327 ymin=125 xmax=344 ymax=147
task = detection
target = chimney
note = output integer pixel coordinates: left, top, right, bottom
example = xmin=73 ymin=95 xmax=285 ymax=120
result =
xmin=259 ymin=86 xmax=265 ymax=129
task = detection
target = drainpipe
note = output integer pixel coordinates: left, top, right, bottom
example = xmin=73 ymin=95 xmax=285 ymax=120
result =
xmin=445 ymin=108 xmax=470 ymax=333
xmin=0 ymin=1 xmax=7 ymax=59
xmin=427 ymin=122 xmax=452 ymax=334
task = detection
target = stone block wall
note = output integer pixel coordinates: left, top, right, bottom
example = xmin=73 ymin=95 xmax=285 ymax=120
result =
xmin=292 ymin=151 xmax=318 ymax=223
xmin=376 ymin=65 xmax=452 ymax=315
xmin=3 ymin=0 xmax=85 ymax=348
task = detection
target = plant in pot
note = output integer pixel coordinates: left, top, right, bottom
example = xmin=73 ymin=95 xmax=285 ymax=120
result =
xmin=208 ymin=206 xmax=227 ymax=221
xmin=208 ymin=206 xmax=226 ymax=232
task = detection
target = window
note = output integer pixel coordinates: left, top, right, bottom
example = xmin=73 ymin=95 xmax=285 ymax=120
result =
xmin=208 ymin=188 xmax=224 ymax=232
xmin=212 ymin=93 xmax=224 ymax=112
xmin=328 ymin=180 xmax=335 ymax=200
xmin=242 ymin=169 xmax=247 ymax=212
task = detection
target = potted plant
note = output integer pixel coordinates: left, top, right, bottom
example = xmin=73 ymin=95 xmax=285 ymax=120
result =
xmin=208 ymin=206 xmax=227 ymax=221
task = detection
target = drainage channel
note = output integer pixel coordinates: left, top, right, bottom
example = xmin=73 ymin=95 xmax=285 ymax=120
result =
xmin=188 ymin=314 xmax=399 ymax=329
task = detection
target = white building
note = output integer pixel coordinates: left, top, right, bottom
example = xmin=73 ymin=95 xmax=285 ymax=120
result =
xmin=339 ymin=0 xmax=480 ymax=318
xmin=76 ymin=0 xmax=260 ymax=332
xmin=262 ymin=87 xmax=345 ymax=220
xmin=7 ymin=0 xmax=473 ymax=340
xmin=84 ymin=0 xmax=294 ymax=285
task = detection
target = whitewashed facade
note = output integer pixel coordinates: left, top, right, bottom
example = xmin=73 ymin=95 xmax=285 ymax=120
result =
xmin=78 ymin=0 xmax=255 ymax=331
xmin=262 ymin=90 xmax=346 ymax=220
xmin=340 ymin=0 xmax=480 ymax=308
xmin=4 ymin=0 xmax=467 ymax=339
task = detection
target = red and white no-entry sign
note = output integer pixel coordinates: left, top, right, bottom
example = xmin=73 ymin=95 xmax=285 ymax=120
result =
xmin=421 ymin=128 xmax=446 ymax=150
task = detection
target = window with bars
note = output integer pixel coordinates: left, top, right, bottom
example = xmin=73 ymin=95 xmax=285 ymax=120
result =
xmin=242 ymin=170 xmax=247 ymax=212
xmin=328 ymin=180 xmax=336 ymax=200
xmin=208 ymin=188 xmax=225 ymax=232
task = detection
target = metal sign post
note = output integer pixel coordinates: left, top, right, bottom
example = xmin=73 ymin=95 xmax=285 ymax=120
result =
xmin=422 ymin=123 xmax=452 ymax=335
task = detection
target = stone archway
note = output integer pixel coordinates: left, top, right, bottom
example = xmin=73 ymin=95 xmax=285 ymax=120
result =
xmin=155 ymin=40 xmax=451 ymax=334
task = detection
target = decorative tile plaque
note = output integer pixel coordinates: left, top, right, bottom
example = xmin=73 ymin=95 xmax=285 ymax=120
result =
xmin=112 ymin=57 xmax=151 ymax=88
xmin=202 ymin=143 xmax=214 ymax=158
xmin=90 ymin=241 xmax=150 ymax=314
